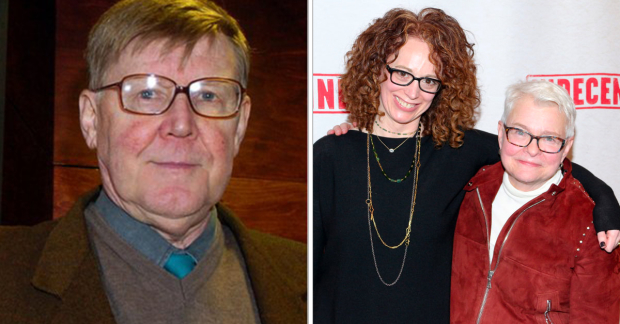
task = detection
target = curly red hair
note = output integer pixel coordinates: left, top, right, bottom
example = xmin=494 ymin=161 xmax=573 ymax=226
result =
xmin=340 ymin=8 xmax=479 ymax=148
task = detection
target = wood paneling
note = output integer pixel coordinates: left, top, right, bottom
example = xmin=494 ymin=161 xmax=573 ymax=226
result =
xmin=221 ymin=178 xmax=306 ymax=243
xmin=53 ymin=167 xmax=100 ymax=217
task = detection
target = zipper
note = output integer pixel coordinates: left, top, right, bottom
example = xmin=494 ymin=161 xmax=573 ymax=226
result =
xmin=474 ymin=187 xmax=546 ymax=324
xmin=545 ymin=299 xmax=554 ymax=324
xmin=475 ymin=269 xmax=494 ymax=324
xmin=475 ymin=188 xmax=492 ymax=324
xmin=476 ymin=188 xmax=491 ymax=266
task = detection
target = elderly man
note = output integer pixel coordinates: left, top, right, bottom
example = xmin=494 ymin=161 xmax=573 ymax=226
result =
xmin=0 ymin=0 xmax=305 ymax=323
xmin=450 ymin=80 xmax=620 ymax=323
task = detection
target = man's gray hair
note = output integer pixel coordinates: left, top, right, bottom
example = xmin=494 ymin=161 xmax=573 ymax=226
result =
xmin=86 ymin=0 xmax=251 ymax=89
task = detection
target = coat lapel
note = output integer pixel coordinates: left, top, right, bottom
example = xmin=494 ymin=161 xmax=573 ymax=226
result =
xmin=217 ymin=204 xmax=307 ymax=324
xmin=28 ymin=194 xmax=305 ymax=324
xmin=31 ymin=191 xmax=116 ymax=324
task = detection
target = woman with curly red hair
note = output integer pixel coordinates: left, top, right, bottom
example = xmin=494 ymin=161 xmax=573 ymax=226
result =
xmin=313 ymin=7 xmax=620 ymax=323
xmin=343 ymin=8 xmax=478 ymax=148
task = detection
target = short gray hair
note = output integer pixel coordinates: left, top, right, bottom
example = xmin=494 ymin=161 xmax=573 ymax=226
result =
xmin=86 ymin=0 xmax=251 ymax=89
xmin=501 ymin=80 xmax=576 ymax=138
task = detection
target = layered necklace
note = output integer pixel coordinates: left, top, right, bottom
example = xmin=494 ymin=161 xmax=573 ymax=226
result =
xmin=370 ymin=135 xmax=415 ymax=183
xmin=366 ymin=123 xmax=422 ymax=286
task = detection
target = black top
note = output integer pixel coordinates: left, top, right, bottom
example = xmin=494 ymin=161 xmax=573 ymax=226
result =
xmin=313 ymin=129 xmax=620 ymax=324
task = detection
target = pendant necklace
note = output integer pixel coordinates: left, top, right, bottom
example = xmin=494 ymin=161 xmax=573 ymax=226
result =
xmin=366 ymin=123 xmax=421 ymax=286
xmin=375 ymin=135 xmax=410 ymax=153
xmin=370 ymin=135 xmax=415 ymax=183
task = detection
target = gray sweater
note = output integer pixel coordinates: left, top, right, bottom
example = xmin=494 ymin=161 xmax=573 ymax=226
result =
xmin=85 ymin=204 xmax=261 ymax=324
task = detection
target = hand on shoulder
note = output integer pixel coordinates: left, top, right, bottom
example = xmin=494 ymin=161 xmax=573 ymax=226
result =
xmin=326 ymin=122 xmax=357 ymax=136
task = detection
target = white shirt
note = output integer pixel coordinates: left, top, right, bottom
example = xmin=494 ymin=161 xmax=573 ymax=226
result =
xmin=489 ymin=169 xmax=563 ymax=262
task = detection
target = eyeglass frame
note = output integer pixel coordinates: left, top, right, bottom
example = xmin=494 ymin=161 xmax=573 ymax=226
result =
xmin=92 ymin=73 xmax=246 ymax=119
xmin=385 ymin=65 xmax=442 ymax=94
xmin=503 ymin=125 xmax=567 ymax=154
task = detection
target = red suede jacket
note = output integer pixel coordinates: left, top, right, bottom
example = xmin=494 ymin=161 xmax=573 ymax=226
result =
xmin=451 ymin=159 xmax=620 ymax=324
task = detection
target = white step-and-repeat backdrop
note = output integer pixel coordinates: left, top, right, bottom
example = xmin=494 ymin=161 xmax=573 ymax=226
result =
xmin=312 ymin=0 xmax=620 ymax=197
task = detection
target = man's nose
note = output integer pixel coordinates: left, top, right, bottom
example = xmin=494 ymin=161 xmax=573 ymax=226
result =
xmin=160 ymin=94 xmax=198 ymax=138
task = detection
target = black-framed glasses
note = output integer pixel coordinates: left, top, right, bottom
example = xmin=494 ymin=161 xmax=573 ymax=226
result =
xmin=93 ymin=74 xmax=245 ymax=118
xmin=504 ymin=126 xmax=566 ymax=154
xmin=385 ymin=65 xmax=442 ymax=94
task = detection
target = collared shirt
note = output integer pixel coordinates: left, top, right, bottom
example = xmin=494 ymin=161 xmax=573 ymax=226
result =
xmin=86 ymin=191 xmax=261 ymax=323
xmin=92 ymin=190 xmax=216 ymax=267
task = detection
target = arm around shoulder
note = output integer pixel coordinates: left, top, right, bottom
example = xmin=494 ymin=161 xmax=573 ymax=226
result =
xmin=572 ymin=162 xmax=620 ymax=231
xmin=569 ymin=225 xmax=620 ymax=323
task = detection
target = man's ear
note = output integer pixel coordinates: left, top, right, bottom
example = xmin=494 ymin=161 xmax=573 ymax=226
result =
xmin=79 ymin=89 xmax=99 ymax=149
xmin=233 ymin=94 xmax=251 ymax=156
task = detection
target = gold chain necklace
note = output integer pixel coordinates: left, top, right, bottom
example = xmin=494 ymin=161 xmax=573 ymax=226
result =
xmin=366 ymin=124 xmax=421 ymax=286
xmin=375 ymin=135 xmax=410 ymax=153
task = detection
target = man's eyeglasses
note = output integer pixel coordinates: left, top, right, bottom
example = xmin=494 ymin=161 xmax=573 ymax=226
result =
xmin=504 ymin=126 xmax=566 ymax=154
xmin=93 ymin=74 xmax=245 ymax=118
xmin=385 ymin=65 xmax=442 ymax=94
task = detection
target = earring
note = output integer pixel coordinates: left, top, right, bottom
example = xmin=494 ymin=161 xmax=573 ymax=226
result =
xmin=559 ymin=162 xmax=564 ymax=170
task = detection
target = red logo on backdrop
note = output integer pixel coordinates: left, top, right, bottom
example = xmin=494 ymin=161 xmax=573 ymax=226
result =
xmin=313 ymin=74 xmax=348 ymax=113
xmin=527 ymin=73 xmax=620 ymax=109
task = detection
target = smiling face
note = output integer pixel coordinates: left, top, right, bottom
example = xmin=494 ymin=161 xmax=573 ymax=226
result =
xmin=79 ymin=35 xmax=250 ymax=244
xmin=498 ymin=95 xmax=573 ymax=192
xmin=377 ymin=37 xmax=438 ymax=135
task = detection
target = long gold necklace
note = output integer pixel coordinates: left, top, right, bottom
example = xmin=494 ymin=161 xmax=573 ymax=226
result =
xmin=366 ymin=124 xmax=421 ymax=286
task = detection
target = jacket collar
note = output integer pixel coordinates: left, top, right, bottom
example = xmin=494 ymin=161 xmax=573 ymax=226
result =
xmin=465 ymin=159 xmax=573 ymax=200
xmin=30 ymin=190 xmax=305 ymax=324
xmin=216 ymin=203 xmax=307 ymax=324
xmin=31 ymin=189 xmax=116 ymax=323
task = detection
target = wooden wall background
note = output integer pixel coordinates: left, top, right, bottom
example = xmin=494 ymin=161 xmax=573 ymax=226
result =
xmin=2 ymin=0 xmax=307 ymax=243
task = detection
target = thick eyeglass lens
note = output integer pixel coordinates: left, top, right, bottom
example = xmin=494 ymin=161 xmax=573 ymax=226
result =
xmin=389 ymin=69 xmax=441 ymax=93
xmin=189 ymin=80 xmax=241 ymax=117
xmin=506 ymin=128 xmax=564 ymax=153
xmin=418 ymin=78 xmax=441 ymax=92
xmin=391 ymin=71 xmax=414 ymax=85
xmin=120 ymin=75 xmax=241 ymax=117
xmin=121 ymin=75 xmax=176 ymax=114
